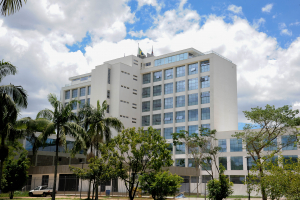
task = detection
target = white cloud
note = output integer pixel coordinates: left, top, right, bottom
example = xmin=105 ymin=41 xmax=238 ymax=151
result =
xmin=253 ymin=18 xmax=266 ymax=29
xmin=290 ymin=21 xmax=300 ymax=26
xmin=262 ymin=3 xmax=273 ymax=13
xmin=227 ymin=4 xmax=242 ymax=14
xmin=279 ymin=23 xmax=292 ymax=36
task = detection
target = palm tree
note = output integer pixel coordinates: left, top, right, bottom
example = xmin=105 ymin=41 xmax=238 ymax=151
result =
xmin=0 ymin=60 xmax=27 ymax=191
xmin=36 ymin=94 xmax=86 ymax=200
xmin=0 ymin=0 xmax=26 ymax=16
xmin=78 ymin=100 xmax=124 ymax=200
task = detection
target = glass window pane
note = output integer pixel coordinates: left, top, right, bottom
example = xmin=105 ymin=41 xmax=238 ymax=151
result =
xmin=201 ymin=76 xmax=210 ymax=88
xmin=80 ymin=88 xmax=86 ymax=96
xmin=176 ymin=144 xmax=185 ymax=154
xmin=176 ymin=126 xmax=185 ymax=133
xmin=143 ymin=73 xmax=151 ymax=84
xmin=201 ymin=107 xmax=210 ymax=120
xmin=167 ymin=143 xmax=173 ymax=154
xmin=218 ymin=139 xmax=227 ymax=152
xmin=153 ymin=99 xmax=161 ymax=111
xmin=188 ymin=109 xmax=198 ymax=121
xmin=200 ymin=60 xmax=210 ymax=73
xmin=188 ymin=78 xmax=198 ymax=90
xmin=230 ymin=175 xmax=245 ymax=184
xmin=202 ymin=159 xmax=211 ymax=170
xmin=176 ymin=66 xmax=185 ymax=77
xmin=152 ymin=114 xmax=161 ymax=125
xmin=219 ymin=157 xmax=227 ymax=170
xmin=164 ymin=97 xmax=173 ymax=109
xmin=176 ymin=95 xmax=185 ymax=107
xmin=72 ymin=102 xmax=77 ymax=110
xmin=164 ymin=112 xmax=173 ymax=124
xmin=188 ymin=125 xmax=198 ymax=136
xmin=142 ymin=101 xmax=150 ymax=112
xmin=88 ymin=86 xmax=91 ymax=95
xmin=165 ymin=68 xmax=173 ymax=80
xmin=188 ymin=63 xmax=198 ymax=75
xmin=164 ymin=83 xmax=173 ymax=94
xmin=176 ymin=80 xmax=185 ymax=92
xmin=282 ymin=135 xmax=297 ymax=150
xmin=175 ymin=111 xmax=185 ymax=123
xmin=153 ymin=85 xmax=162 ymax=96
xmin=65 ymin=91 xmax=70 ymax=99
xmin=230 ymin=139 xmax=243 ymax=152
xmin=72 ymin=89 xmax=78 ymax=98
xmin=202 ymin=175 xmax=212 ymax=183
xmin=142 ymin=87 xmax=150 ymax=98
xmin=142 ymin=115 xmax=150 ymax=126
xmin=164 ymin=127 xmax=173 ymax=139
xmin=153 ymin=71 xmax=162 ymax=82
xmin=188 ymin=158 xmax=196 ymax=167
xmin=231 ymin=156 xmax=243 ymax=170
xmin=176 ymin=159 xmax=185 ymax=167
xmin=264 ymin=138 xmax=277 ymax=151
xmin=188 ymin=93 xmax=198 ymax=106
xmin=201 ymin=92 xmax=210 ymax=104
xmin=79 ymin=99 xmax=85 ymax=108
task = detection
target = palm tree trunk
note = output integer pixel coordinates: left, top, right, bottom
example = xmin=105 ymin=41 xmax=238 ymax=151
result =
xmin=52 ymin=126 xmax=59 ymax=200
xmin=0 ymin=136 xmax=5 ymax=191
xmin=88 ymin=178 xmax=91 ymax=199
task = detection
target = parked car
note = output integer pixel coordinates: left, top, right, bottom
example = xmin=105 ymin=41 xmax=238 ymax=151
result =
xmin=29 ymin=186 xmax=55 ymax=197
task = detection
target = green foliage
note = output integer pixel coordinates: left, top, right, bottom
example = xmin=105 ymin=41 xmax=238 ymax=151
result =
xmin=139 ymin=171 xmax=183 ymax=200
xmin=232 ymin=105 xmax=300 ymax=200
xmin=207 ymin=165 xmax=233 ymax=200
xmin=2 ymin=149 xmax=30 ymax=199
xmin=106 ymin=127 xmax=173 ymax=200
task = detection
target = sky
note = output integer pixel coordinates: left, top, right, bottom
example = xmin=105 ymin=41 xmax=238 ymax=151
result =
xmin=0 ymin=0 xmax=300 ymax=130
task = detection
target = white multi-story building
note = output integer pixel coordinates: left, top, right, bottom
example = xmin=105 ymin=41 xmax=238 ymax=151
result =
xmin=25 ymin=48 xmax=299 ymax=196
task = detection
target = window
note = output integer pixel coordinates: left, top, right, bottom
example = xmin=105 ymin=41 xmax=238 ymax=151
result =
xmin=176 ymin=95 xmax=185 ymax=107
xmin=79 ymin=99 xmax=85 ymax=108
xmin=154 ymin=53 xmax=188 ymax=67
xmin=201 ymin=92 xmax=210 ymax=104
xmin=72 ymin=89 xmax=78 ymax=98
xmin=145 ymin=62 xmax=151 ymax=66
xmin=175 ymin=111 xmax=185 ymax=123
xmin=88 ymin=86 xmax=91 ymax=95
xmin=153 ymin=85 xmax=162 ymax=96
xmin=282 ymin=135 xmax=297 ymax=150
xmin=247 ymin=156 xmax=259 ymax=170
xmin=202 ymin=175 xmax=212 ymax=183
xmin=167 ymin=143 xmax=173 ymax=154
xmin=188 ymin=125 xmax=198 ymax=136
xmin=87 ymin=98 xmax=90 ymax=106
xmin=164 ymin=97 xmax=173 ymax=109
xmin=231 ymin=157 xmax=243 ymax=170
xmin=201 ymin=107 xmax=210 ymax=120
xmin=153 ymin=99 xmax=161 ymax=111
xmin=164 ymin=127 xmax=173 ymax=139
xmin=188 ymin=78 xmax=198 ymax=90
xmin=143 ymin=73 xmax=151 ymax=84
xmin=107 ymin=90 xmax=110 ymax=99
xmin=152 ymin=114 xmax=161 ymax=125
xmin=65 ymin=91 xmax=70 ymax=99
xmin=164 ymin=112 xmax=173 ymax=124
xmin=142 ymin=87 xmax=150 ymax=98
xmin=79 ymin=88 xmax=85 ymax=97
xmin=283 ymin=155 xmax=298 ymax=166
xmin=188 ymin=93 xmax=198 ymax=106
xmin=176 ymin=159 xmax=185 ymax=167
xmin=219 ymin=157 xmax=227 ymax=170
xmin=230 ymin=139 xmax=243 ymax=152
xmin=176 ymin=66 xmax=185 ymax=77
xmin=200 ymin=60 xmax=210 ymax=73
xmin=142 ymin=101 xmax=150 ymax=112
xmin=107 ymin=105 xmax=109 ymax=113
xmin=176 ymin=80 xmax=185 ymax=92
xmin=108 ymin=68 xmax=111 ymax=84
xmin=218 ymin=139 xmax=227 ymax=152
xmin=164 ymin=83 xmax=173 ymax=94
xmin=142 ymin=116 xmax=150 ymax=126
xmin=201 ymin=76 xmax=210 ymax=88
xmin=188 ymin=63 xmax=198 ymax=75
xmin=230 ymin=175 xmax=245 ymax=184
xmin=176 ymin=126 xmax=185 ymax=133
xmin=72 ymin=102 xmax=77 ymax=110
xmin=188 ymin=159 xmax=196 ymax=167
xmin=42 ymin=175 xmax=49 ymax=186
xmin=165 ymin=68 xmax=173 ymax=80
xmin=188 ymin=109 xmax=198 ymax=121
xmin=264 ymin=138 xmax=277 ymax=151
xmin=176 ymin=143 xmax=185 ymax=154
xmin=153 ymin=71 xmax=162 ymax=82
xmin=201 ymin=124 xmax=210 ymax=130
xmin=202 ymin=159 xmax=211 ymax=170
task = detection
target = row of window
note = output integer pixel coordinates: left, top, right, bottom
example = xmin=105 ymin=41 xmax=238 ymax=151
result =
xmin=68 ymin=98 xmax=91 ymax=110
xmin=65 ymin=86 xmax=91 ymax=100
xmin=142 ymin=77 xmax=210 ymax=98
xmin=144 ymin=60 xmax=210 ymax=84
xmin=142 ymin=108 xmax=210 ymax=126
xmin=142 ymin=92 xmax=210 ymax=112
xmin=218 ymin=136 xmax=298 ymax=153
xmin=72 ymin=75 xmax=91 ymax=82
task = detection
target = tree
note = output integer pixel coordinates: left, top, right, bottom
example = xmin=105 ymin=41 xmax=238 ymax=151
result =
xmin=139 ymin=171 xmax=183 ymax=200
xmin=77 ymin=100 xmax=123 ymax=199
xmin=106 ymin=127 xmax=173 ymax=200
xmin=0 ymin=0 xmax=26 ymax=16
xmin=207 ymin=165 xmax=233 ymax=200
xmin=0 ymin=60 xmax=28 ymax=191
xmin=2 ymin=149 xmax=30 ymax=199
xmin=36 ymin=94 xmax=86 ymax=200
xmin=172 ymin=127 xmax=221 ymax=197
xmin=232 ymin=105 xmax=300 ymax=200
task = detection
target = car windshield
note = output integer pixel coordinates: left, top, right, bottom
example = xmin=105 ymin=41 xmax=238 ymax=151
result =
xmin=34 ymin=186 xmax=40 ymax=190
xmin=41 ymin=186 xmax=47 ymax=189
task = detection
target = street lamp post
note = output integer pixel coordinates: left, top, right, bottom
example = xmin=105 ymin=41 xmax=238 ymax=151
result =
xmin=245 ymin=156 xmax=250 ymax=200
xmin=80 ymin=162 xmax=84 ymax=199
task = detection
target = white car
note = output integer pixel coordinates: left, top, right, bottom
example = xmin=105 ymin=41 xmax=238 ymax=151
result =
xmin=29 ymin=186 xmax=55 ymax=197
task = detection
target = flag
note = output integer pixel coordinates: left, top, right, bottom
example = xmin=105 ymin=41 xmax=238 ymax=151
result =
xmin=138 ymin=47 xmax=145 ymax=56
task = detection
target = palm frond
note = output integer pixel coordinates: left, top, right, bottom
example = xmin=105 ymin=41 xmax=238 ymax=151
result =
xmin=0 ymin=93 xmax=18 ymax=123
xmin=36 ymin=109 xmax=54 ymax=121
xmin=104 ymin=117 xmax=124 ymax=132
xmin=0 ymin=84 xmax=28 ymax=108
xmin=47 ymin=93 xmax=62 ymax=110
xmin=38 ymin=122 xmax=55 ymax=143
xmin=0 ymin=60 xmax=17 ymax=81
xmin=0 ymin=0 xmax=26 ymax=16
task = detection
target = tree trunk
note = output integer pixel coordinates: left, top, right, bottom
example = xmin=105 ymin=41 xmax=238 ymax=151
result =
xmin=10 ymin=191 xmax=13 ymax=199
xmin=196 ymin=166 xmax=199 ymax=197
xmin=95 ymin=182 xmax=98 ymax=200
xmin=0 ymin=136 xmax=5 ymax=191
xmin=88 ymin=178 xmax=91 ymax=199
xmin=92 ymin=181 xmax=95 ymax=200
xmin=52 ymin=127 xmax=59 ymax=200
xmin=259 ymin=166 xmax=267 ymax=200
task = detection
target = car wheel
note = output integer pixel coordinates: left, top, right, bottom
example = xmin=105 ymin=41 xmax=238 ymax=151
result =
xmin=29 ymin=193 xmax=33 ymax=197
xmin=43 ymin=193 xmax=47 ymax=197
